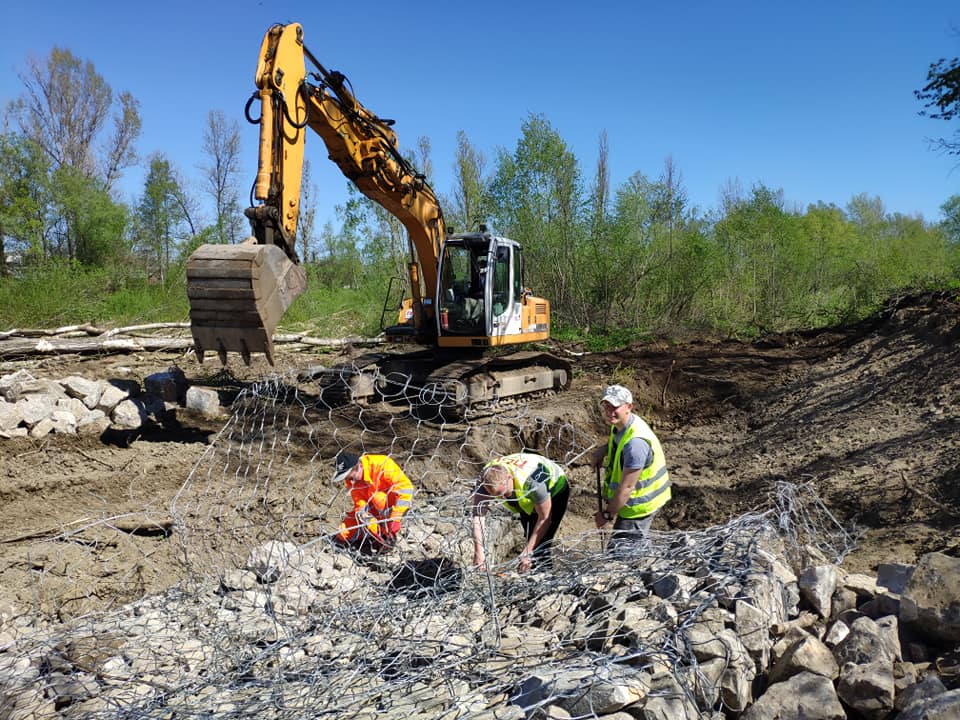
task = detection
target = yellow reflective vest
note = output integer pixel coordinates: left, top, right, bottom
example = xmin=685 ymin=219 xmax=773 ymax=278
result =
xmin=483 ymin=453 xmax=567 ymax=515
xmin=603 ymin=417 xmax=670 ymax=519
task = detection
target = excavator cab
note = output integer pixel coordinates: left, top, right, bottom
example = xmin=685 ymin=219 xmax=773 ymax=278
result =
xmin=436 ymin=229 xmax=549 ymax=348
xmin=438 ymin=239 xmax=488 ymax=336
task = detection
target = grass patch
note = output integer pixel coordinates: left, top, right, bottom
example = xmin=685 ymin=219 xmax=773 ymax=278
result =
xmin=552 ymin=324 xmax=654 ymax=353
xmin=0 ymin=263 xmax=190 ymax=329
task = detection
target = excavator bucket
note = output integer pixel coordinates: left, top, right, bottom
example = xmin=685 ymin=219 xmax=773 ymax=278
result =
xmin=186 ymin=238 xmax=307 ymax=365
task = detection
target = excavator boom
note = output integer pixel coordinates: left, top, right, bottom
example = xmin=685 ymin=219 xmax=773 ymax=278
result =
xmin=186 ymin=22 xmax=569 ymax=413
xmin=187 ymin=23 xmax=442 ymax=363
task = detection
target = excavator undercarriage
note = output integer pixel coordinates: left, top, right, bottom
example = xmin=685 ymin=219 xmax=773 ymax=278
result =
xmin=299 ymin=349 xmax=572 ymax=420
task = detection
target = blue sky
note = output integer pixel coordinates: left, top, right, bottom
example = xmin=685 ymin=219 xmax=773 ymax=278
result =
xmin=1 ymin=1 xmax=958 ymax=232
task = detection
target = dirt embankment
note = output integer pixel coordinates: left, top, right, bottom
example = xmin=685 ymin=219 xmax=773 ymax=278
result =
xmin=0 ymin=291 xmax=958 ymax=617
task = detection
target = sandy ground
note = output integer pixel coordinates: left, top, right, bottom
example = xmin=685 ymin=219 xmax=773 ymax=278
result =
xmin=1 ymin=291 xmax=958 ymax=621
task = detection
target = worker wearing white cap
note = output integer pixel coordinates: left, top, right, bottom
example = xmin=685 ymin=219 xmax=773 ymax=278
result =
xmin=590 ymin=384 xmax=671 ymax=552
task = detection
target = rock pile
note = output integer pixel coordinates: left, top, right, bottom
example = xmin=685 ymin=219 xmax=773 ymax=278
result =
xmin=0 ymin=368 xmax=221 ymax=439
xmin=0 ymin=502 xmax=957 ymax=719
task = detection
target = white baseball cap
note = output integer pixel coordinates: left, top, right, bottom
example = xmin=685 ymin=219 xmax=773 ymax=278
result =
xmin=601 ymin=385 xmax=633 ymax=408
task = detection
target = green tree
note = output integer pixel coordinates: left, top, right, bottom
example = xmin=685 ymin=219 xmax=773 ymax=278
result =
xmin=201 ymin=110 xmax=243 ymax=244
xmin=134 ymin=155 xmax=182 ymax=283
xmin=317 ymin=184 xmax=367 ymax=290
xmin=488 ymin=114 xmax=585 ymax=324
xmin=8 ymin=47 xmax=141 ymax=189
xmin=800 ymin=202 xmax=861 ymax=323
xmin=608 ymin=171 xmax=657 ymax=325
xmin=940 ymin=194 xmax=960 ymax=245
xmin=607 ymin=160 xmax=706 ymax=330
xmin=844 ymin=193 xmax=889 ymax=307
xmin=712 ymin=184 xmax=810 ymax=332
xmin=941 ymin=195 xmax=960 ymax=277
xmin=298 ymin=159 xmax=318 ymax=263
xmin=915 ymin=56 xmax=960 ymax=155
xmin=0 ymin=134 xmax=50 ymax=274
xmin=449 ymin=130 xmax=487 ymax=234
xmin=50 ymin=166 xmax=128 ymax=266
xmin=585 ymin=131 xmax=614 ymax=329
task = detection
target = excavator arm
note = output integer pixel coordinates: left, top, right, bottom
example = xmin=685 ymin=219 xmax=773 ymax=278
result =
xmin=187 ymin=22 xmax=443 ymax=364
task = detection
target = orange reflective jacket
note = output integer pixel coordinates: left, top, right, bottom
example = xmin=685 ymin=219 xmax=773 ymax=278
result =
xmin=349 ymin=454 xmax=414 ymax=522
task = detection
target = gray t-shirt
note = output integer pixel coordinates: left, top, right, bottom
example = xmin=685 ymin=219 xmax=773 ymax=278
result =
xmin=525 ymin=463 xmax=554 ymax=505
xmin=612 ymin=415 xmax=653 ymax=473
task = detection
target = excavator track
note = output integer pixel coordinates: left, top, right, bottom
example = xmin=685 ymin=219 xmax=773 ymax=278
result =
xmin=298 ymin=349 xmax=572 ymax=419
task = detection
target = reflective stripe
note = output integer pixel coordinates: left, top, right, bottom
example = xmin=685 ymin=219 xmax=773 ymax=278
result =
xmin=603 ymin=417 xmax=671 ymax=519
xmin=627 ymin=466 xmax=669 ymax=500
xmin=625 ymin=477 xmax=671 ymax=507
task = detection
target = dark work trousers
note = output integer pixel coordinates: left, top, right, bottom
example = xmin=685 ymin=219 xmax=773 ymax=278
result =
xmin=333 ymin=527 xmax=394 ymax=557
xmin=607 ymin=512 xmax=657 ymax=555
xmin=518 ymin=483 xmax=570 ymax=569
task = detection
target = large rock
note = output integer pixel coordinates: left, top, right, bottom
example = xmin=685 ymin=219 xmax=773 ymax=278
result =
xmin=245 ymin=540 xmax=302 ymax=583
xmin=145 ymin=367 xmax=187 ymax=403
xmin=110 ymin=399 xmax=146 ymax=429
xmin=0 ymin=369 xmax=35 ymax=401
xmin=635 ymin=671 xmax=700 ymax=719
xmin=900 ymin=552 xmax=960 ymax=646
xmin=98 ymin=382 xmax=134 ymax=412
xmin=833 ymin=616 xmax=895 ymax=666
xmin=798 ymin=565 xmax=837 ymax=619
xmin=60 ymin=375 xmax=104 ymax=409
xmin=767 ymin=634 xmax=838 ymax=684
xmin=0 ymin=400 xmax=20 ymax=431
xmin=741 ymin=671 xmax=845 ymax=720
xmin=877 ymin=562 xmax=914 ymax=594
xmin=186 ymin=386 xmax=222 ymax=416
xmin=896 ymin=675 xmax=947 ymax=712
xmin=897 ymin=688 xmax=960 ymax=720
xmin=16 ymin=395 xmax=54 ymax=426
xmin=836 ymin=660 xmax=895 ymax=719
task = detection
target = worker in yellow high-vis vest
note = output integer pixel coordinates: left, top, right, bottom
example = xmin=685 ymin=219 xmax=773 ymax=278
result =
xmin=471 ymin=452 xmax=570 ymax=573
xmin=590 ymin=384 xmax=671 ymax=553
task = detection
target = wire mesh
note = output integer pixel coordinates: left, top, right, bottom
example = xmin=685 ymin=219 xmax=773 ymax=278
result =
xmin=0 ymin=365 xmax=858 ymax=719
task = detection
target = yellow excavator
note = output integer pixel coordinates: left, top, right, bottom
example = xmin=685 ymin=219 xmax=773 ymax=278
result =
xmin=186 ymin=22 xmax=570 ymax=411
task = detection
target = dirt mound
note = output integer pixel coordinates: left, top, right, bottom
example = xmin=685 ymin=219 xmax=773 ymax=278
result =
xmin=0 ymin=291 xmax=958 ymax=616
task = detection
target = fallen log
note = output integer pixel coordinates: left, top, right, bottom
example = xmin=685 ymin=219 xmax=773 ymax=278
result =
xmin=0 ymin=330 xmax=387 ymax=360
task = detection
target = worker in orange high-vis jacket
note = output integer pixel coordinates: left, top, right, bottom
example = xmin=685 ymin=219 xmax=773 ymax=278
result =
xmin=332 ymin=451 xmax=414 ymax=554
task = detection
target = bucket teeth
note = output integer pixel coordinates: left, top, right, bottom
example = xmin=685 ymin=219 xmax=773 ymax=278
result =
xmin=186 ymin=239 xmax=307 ymax=366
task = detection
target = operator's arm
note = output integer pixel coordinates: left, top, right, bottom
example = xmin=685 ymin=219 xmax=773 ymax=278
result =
xmin=607 ymin=468 xmax=640 ymax=518
xmin=388 ymin=471 xmax=414 ymax=521
xmin=371 ymin=456 xmax=413 ymax=521
xmin=351 ymin=489 xmax=367 ymax=512
xmin=590 ymin=444 xmax=607 ymax=470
